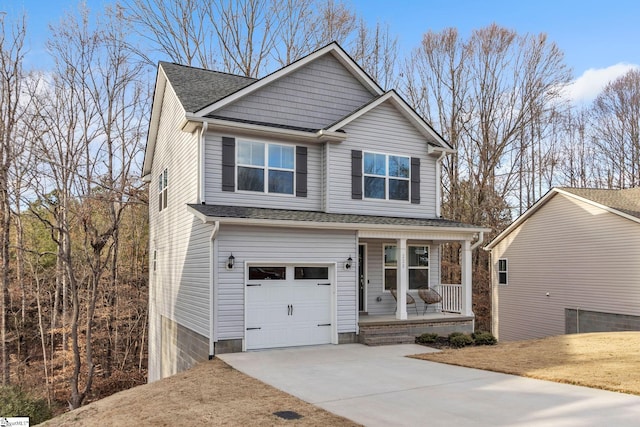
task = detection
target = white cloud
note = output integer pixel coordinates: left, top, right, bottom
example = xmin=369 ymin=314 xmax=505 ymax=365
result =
xmin=563 ymin=63 xmax=640 ymax=105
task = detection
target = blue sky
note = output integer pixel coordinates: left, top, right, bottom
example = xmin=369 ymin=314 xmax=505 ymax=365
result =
xmin=6 ymin=0 xmax=639 ymax=103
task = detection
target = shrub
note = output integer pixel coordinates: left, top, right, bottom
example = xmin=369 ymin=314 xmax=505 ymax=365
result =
xmin=449 ymin=334 xmax=474 ymax=348
xmin=447 ymin=332 xmax=464 ymax=340
xmin=0 ymin=386 xmax=53 ymax=425
xmin=473 ymin=331 xmax=497 ymax=345
xmin=415 ymin=333 xmax=439 ymax=344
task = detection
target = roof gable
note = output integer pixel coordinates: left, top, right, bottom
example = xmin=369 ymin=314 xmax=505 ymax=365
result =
xmin=486 ymin=187 xmax=640 ymax=249
xmin=327 ymin=90 xmax=453 ymax=151
xmin=194 ymin=42 xmax=384 ymax=117
xmin=207 ymin=51 xmax=378 ymax=130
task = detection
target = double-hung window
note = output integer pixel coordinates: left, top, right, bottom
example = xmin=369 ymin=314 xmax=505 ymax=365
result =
xmin=363 ymin=152 xmax=410 ymax=200
xmin=384 ymin=245 xmax=430 ymax=290
xmin=237 ymin=140 xmax=294 ymax=194
xmin=498 ymin=259 xmax=508 ymax=285
xmin=158 ymin=168 xmax=167 ymax=212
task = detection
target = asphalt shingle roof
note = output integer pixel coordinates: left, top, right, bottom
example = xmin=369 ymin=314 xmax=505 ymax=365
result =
xmin=560 ymin=187 xmax=640 ymax=219
xmin=160 ymin=61 xmax=256 ymax=113
xmin=188 ymin=204 xmax=482 ymax=229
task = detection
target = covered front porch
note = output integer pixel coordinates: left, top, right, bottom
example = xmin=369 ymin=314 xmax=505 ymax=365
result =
xmin=355 ymin=227 xmax=488 ymax=344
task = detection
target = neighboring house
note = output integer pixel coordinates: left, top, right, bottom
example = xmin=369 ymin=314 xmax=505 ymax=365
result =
xmin=486 ymin=187 xmax=640 ymax=342
xmin=142 ymin=42 xmax=489 ymax=381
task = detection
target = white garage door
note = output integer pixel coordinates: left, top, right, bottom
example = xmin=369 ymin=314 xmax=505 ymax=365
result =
xmin=245 ymin=265 xmax=333 ymax=350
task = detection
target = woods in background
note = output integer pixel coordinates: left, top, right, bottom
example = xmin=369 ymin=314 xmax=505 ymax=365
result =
xmin=0 ymin=0 xmax=638 ymax=413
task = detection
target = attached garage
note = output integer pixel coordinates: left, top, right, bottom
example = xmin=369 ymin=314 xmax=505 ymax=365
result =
xmin=244 ymin=264 xmax=336 ymax=350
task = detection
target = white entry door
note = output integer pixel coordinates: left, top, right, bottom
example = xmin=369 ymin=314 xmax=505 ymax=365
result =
xmin=245 ymin=265 xmax=332 ymax=350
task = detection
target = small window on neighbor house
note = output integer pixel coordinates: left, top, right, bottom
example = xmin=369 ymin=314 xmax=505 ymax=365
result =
xmin=498 ymin=259 xmax=508 ymax=285
xmin=152 ymin=250 xmax=157 ymax=272
xmin=158 ymin=168 xmax=168 ymax=211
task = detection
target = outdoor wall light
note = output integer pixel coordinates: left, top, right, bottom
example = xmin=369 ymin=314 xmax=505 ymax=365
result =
xmin=227 ymin=253 xmax=235 ymax=270
xmin=345 ymin=256 xmax=353 ymax=270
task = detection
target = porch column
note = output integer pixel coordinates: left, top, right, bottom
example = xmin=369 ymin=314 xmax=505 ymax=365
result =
xmin=461 ymin=239 xmax=473 ymax=316
xmin=396 ymin=238 xmax=408 ymax=320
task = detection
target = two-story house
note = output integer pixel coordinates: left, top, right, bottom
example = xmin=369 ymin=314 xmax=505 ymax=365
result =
xmin=143 ymin=42 xmax=489 ymax=381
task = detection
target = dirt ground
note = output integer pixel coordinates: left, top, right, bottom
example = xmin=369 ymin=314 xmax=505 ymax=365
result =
xmin=41 ymin=358 xmax=360 ymax=426
xmin=411 ymin=331 xmax=640 ymax=395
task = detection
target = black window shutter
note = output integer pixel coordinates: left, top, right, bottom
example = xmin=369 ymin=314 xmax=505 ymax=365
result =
xmin=222 ymin=137 xmax=235 ymax=192
xmin=411 ymin=157 xmax=420 ymax=204
xmin=351 ymin=150 xmax=363 ymax=199
xmin=296 ymin=146 xmax=308 ymax=197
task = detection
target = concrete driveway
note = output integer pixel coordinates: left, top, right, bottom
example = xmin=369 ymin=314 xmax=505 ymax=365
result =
xmin=218 ymin=343 xmax=640 ymax=426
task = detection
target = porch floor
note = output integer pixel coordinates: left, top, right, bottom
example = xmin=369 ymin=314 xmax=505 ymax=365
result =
xmin=358 ymin=311 xmax=472 ymax=325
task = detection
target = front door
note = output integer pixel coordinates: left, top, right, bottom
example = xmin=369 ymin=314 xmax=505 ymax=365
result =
xmin=358 ymin=244 xmax=366 ymax=312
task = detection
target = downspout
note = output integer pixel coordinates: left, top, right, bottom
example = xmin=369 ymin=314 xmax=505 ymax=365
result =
xmin=470 ymin=231 xmax=484 ymax=251
xmin=199 ymin=122 xmax=208 ymax=204
xmin=209 ymin=221 xmax=220 ymax=358
xmin=435 ymin=151 xmax=446 ymax=217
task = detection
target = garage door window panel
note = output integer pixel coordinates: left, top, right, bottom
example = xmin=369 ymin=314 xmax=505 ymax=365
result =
xmin=248 ymin=266 xmax=287 ymax=280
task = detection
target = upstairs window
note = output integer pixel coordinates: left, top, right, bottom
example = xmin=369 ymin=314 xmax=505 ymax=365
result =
xmin=158 ymin=168 xmax=168 ymax=211
xmin=237 ymin=140 xmax=294 ymax=194
xmin=363 ymin=152 xmax=410 ymax=201
xmin=498 ymin=259 xmax=508 ymax=285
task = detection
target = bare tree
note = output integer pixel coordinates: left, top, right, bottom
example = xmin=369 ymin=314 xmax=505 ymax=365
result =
xmin=0 ymin=11 xmax=28 ymax=386
xmin=352 ymin=20 xmax=398 ymax=90
xmin=123 ymin=0 xmax=216 ymax=68
xmin=590 ymin=69 xmax=640 ymax=189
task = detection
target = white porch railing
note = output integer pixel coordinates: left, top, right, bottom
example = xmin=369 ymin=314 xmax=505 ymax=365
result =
xmin=436 ymin=284 xmax=463 ymax=314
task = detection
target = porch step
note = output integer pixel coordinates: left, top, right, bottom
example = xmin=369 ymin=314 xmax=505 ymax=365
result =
xmin=362 ymin=335 xmax=416 ymax=346
xmin=358 ymin=324 xmax=417 ymax=346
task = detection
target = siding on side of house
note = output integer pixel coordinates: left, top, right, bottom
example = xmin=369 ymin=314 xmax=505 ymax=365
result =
xmin=204 ymin=132 xmax=323 ymax=210
xmin=328 ymin=101 xmax=438 ymax=218
xmin=214 ymin=225 xmax=358 ymax=340
xmin=148 ymin=84 xmax=211 ymax=382
xmin=213 ymin=54 xmax=376 ymax=130
xmin=361 ymin=239 xmax=441 ymax=316
xmin=492 ymin=193 xmax=640 ymax=342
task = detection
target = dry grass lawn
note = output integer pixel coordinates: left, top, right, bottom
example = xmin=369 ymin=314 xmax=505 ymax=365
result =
xmin=411 ymin=331 xmax=640 ymax=395
xmin=41 ymin=358 xmax=360 ymax=426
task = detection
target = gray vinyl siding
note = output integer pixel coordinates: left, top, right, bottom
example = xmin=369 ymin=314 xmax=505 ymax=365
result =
xmin=329 ymin=102 xmax=438 ymax=218
xmin=149 ymin=84 xmax=211 ymax=346
xmin=492 ymin=193 xmax=640 ymax=342
xmin=362 ymin=239 xmax=440 ymax=316
xmin=215 ymin=225 xmax=358 ymax=340
xmin=214 ymin=54 xmax=375 ymax=129
xmin=204 ymin=132 xmax=323 ymax=210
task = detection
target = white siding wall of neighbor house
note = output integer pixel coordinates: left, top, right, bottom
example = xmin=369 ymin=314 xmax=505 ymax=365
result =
xmin=362 ymin=239 xmax=440 ymax=315
xmin=329 ymin=102 xmax=437 ymax=218
xmin=492 ymin=193 xmax=640 ymax=342
xmin=215 ymin=225 xmax=358 ymax=340
xmin=148 ymin=86 xmax=212 ymax=381
xmin=204 ymin=132 xmax=323 ymax=210
xmin=214 ymin=54 xmax=375 ymax=130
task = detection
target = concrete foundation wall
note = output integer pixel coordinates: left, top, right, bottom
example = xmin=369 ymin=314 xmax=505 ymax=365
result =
xmin=565 ymin=309 xmax=640 ymax=334
xmin=161 ymin=316 xmax=209 ymax=378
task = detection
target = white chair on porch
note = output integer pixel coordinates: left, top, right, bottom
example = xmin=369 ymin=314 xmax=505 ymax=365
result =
xmin=390 ymin=288 xmax=419 ymax=316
